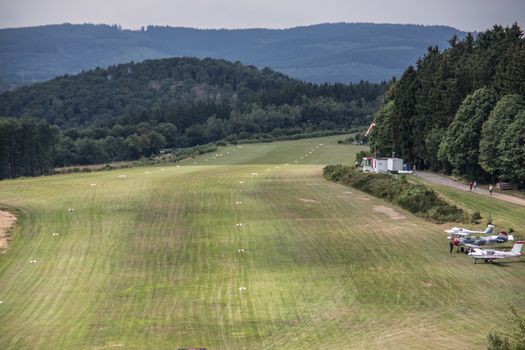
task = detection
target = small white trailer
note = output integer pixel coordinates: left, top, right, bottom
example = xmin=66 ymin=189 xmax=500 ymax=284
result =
xmin=387 ymin=158 xmax=403 ymax=172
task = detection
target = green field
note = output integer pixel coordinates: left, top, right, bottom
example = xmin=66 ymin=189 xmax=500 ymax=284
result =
xmin=0 ymin=135 xmax=524 ymax=349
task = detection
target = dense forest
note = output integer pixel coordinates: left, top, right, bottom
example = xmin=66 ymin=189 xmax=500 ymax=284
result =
xmin=0 ymin=57 xmax=386 ymax=179
xmin=0 ymin=23 xmax=464 ymax=87
xmin=0 ymin=118 xmax=59 ymax=179
xmin=369 ymin=24 xmax=525 ymax=185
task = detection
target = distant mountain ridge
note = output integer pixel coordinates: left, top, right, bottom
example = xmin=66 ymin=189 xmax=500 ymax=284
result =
xmin=0 ymin=22 xmax=466 ymax=84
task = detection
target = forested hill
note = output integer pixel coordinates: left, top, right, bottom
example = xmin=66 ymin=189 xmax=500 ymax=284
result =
xmin=0 ymin=57 xmax=386 ymax=179
xmin=0 ymin=23 xmax=464 ymax=85
xmin=369 ymin=24 xmax=525 ymax=186
xmin=0 ymin=56 xmax=385 ymax=129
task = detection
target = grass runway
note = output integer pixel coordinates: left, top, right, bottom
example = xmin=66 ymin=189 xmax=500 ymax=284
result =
xmin=0 ymin=135 xmax=524 ymax=349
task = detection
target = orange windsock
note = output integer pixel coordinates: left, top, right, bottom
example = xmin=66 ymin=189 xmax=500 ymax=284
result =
xmin=365 ymin=122 xmax=376 ymax=137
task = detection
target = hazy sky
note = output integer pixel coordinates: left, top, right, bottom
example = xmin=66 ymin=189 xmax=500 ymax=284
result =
xmin=1 ymin=0 xmax=524 ymax=32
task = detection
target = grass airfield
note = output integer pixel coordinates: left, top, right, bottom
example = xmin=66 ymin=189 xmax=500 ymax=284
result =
xmin=0 ymin=135 xmax=524 ymax=349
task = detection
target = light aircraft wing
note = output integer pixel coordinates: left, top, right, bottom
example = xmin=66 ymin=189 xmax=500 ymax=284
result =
xmin=455 ymin=232 xmax=471 ymax=237
xmin=444 ymin=227 xmax=461 ymax=234
xmin=465 ymin=243 xmax=480 ymax=249
xmin=445 ymin=230 xmax=470 ymax=237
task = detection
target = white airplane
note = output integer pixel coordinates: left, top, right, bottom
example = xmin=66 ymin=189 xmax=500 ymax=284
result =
xmin=445 ymin=224 xmax=494 ymax=239
xmin=468 ymin=241 xmax=523 ymax=264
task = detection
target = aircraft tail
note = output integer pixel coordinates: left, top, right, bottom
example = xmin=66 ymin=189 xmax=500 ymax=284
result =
xmin=496 ymin=231 xmax=514 ymax=241
xmin=484 ymin=224 xmax=495 ymax=234
xmin=510 ymin=241 xmax=524 ymax=255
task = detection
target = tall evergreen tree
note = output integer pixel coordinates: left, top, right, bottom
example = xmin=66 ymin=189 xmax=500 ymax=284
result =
xmin=495 ymin=40 xmax=525 ymax=96
xmin=369 ymin=100 xmax=395 ymax=156
xmin=391 ymin=66 xmax=417 ymax=162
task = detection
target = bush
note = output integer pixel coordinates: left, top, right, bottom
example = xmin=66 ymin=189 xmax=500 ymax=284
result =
xmin=487 ymin=211 xmax=493 ymax=225
xmin=470 ymin=211 xmax=482 ymax=224
xmin=323 ymin=164 xmax=352 ymax=182
xmin=355 ymin=150 xmax=372 ymax=162
xmin=323 ymin=165 xmax=465 ymax=223
xmin=338 ymin=135 xmax=355 ymax=144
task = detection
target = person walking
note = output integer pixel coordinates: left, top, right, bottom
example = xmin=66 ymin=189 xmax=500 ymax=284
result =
xmin=449 ymin=240 xmax=454 ymax=254
xmin=489 ymin=184 xmax=494 ymax=196
xmin=473 ymin=180 xmax=478 ymax=190
xmin=469 ymin=181 xmax=473 ymax=192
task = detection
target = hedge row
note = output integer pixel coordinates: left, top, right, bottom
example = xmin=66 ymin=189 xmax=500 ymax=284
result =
xmin=323 ymin=164 xmax=467 ymax=223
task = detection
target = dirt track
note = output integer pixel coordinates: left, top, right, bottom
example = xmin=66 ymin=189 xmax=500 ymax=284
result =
xmin=414 ymin=171 xmax=525 ymax=208
xmin=0 ymin=210 xmax=16 ymax=251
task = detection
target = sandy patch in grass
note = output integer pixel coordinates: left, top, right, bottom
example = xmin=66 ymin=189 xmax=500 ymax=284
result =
xmin=355 ymin=196 xmax=371 ymax=201
xmin=94 ymin=343 xmax=125 ymax=350
xmin=297 ymin=198 xmax=320 ymax=204
xmin=304 ymin=182 xmax=321 ymax=186
xmin=338 ymin=191 xmax=354 ymax=197
xmin=0 ymin=210 xmax=17 ymax=252
xmin=373 ymin=205 xmax=406 ymax=220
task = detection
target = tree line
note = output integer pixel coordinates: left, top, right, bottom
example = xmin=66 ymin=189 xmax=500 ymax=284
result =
xmin=0 ymin=57 xmax=387 ymax=179
xmin=0 ymin=118 xmax=59 ymax=179
xmin=369 ymin=24 xmax=525 ymax=185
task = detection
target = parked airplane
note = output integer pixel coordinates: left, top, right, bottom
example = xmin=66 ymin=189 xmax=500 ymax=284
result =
xmin=468 ymin=241 xmax=523 ymax=263
xmin=463 ymin=231 xmax=514 ymax=247
xmin=445 ymin=224 xmax=494 ymax=239
xmin=451 ymin=230 xmax=514 ymax=253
